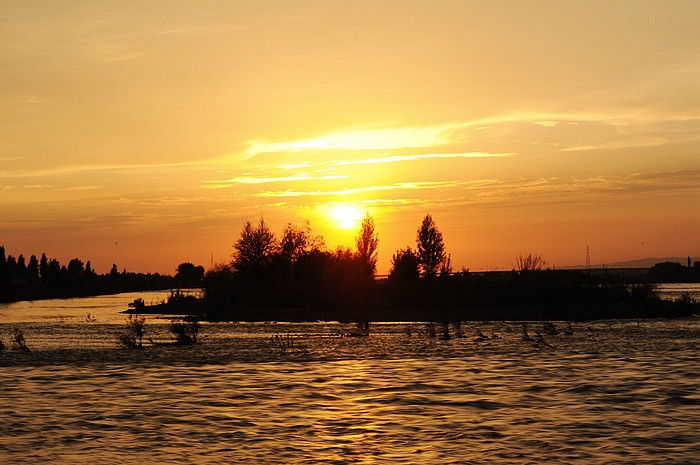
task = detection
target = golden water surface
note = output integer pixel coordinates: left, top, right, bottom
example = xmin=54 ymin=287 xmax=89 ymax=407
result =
xmin=0 ymin=294 xmax=698 ymax=464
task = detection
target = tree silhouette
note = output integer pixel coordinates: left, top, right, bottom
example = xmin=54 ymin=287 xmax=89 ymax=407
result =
xmin=39 ymin=253 xmax=48 ymax=283
xmin=514 ymin=253 xmax=547 ymax=272
xmin=27 ymin=255 xmax=39 ymax=281
xmin=16 ymin=254 xmax=27 ymax=278
xmin=233 ymin=217 xmax=278 ymax=273
xmin=0 ymin=244 xmax=186 ymax=302
xmin=175 ymin=262 xmax=205 ymax=284
xmin=416 ymin=214 xmax=447 ymax=279
xmin=280 ymin=221 xmax=324 ymax=263
xmin=202 ymin=262 xmax=236 ymax=302
xmin=389 ymin=247 xmax=420 ymax=282
xmin=355 ymin=213 xmax=379 ymax=280
xmin=440 ymin=254 xmax=453 ymax=277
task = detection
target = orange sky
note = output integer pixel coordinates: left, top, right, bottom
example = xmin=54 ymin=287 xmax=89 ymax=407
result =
xmin=2 ymin=1 xmax=699 ymax=274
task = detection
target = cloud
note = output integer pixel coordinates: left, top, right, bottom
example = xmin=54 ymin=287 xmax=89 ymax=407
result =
xmin=271 ymin=152 xmax=511 ymax=170
xmin=276 ymin=163 xmax=313 ymax=170
xmin=333 ymin=152 xmax=512 ymax=166
xmin=23 ymin=184 xmax=53 ymax=189
xmin=254 ymin=180 xmax=475 ymax=198
xmin=561 ymin=136 xmax=669 ymax=152
xmin=476 ymin=170 xmax=700 ymax=202
xmin=65 ymin=185 xmax=100 ymax=191
xmin=249 ymin=170 xmax=700 ymax=214
xmin=0 ymin=162 xmax=198 ymax=179
xmin=245 ymin=123 xmax=465 ymax=157
xmin=202 ymin=173 xmax=347 ymax=189
xmin=242 ymin=109 xmax=699 ymax=164
xmin=83 ymin=24 xmax=222 ymax=64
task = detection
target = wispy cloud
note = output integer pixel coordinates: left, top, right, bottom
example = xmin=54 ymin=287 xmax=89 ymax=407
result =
xmin=254 ymin=180 xmax=475 ymax=198
xmin=84 ymin=25 xmax=221 ymax=64
xmin=0 ymin=162 xmax=197 ymax=178
xmin=113 ymin=196 xmax=204 ymax=207
xmin=246 ymin=123 xmax=464 ymax=157
xmin=250 ymin=170 xmax=700 ymax=210
xmin=243 ymin=109 xmax=700 ymax=163
xmin=202 ymin=173 xmax=347 ymax=190
xmin=562 ymin=136 xmax=668 ymax=152
xmin=65 ymin=185 xmax=100 ymax=191
xmin=23 ymin=184 xmax=53 ymax=189
xmin=334 ymin=152 xmax=512 ymax=166
xmin=272 ymin=152 xmax=511 ymax=170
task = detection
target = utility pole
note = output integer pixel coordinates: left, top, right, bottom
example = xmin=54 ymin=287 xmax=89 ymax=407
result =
xmin=586 ymin=245 xmax=591 ymax=270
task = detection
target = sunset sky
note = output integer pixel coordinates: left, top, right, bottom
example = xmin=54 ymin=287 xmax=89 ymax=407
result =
xmin=2 ymin=1 xmax=699 ymax=274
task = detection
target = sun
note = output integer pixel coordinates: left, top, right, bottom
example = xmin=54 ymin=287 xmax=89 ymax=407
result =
xmin=331 ymin=205 xmax=363 ymax=229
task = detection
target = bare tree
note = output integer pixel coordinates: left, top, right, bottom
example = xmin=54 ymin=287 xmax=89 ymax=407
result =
xmin=514 ymin=253 xmax=547 ymax=272
xmin=355 ymin=213 xmax=379 ymax=280
xmin=416 ymin=214 xmax=447 ymax=278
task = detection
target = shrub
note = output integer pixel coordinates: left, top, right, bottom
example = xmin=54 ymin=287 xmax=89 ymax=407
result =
xmin=169 ymin=316 xmax=201 ymax=344
xmin=167 ymin=289 xmax=199 ymax=304
xmin=118 ymin=314 xmax=146 ymax=348
xmin=11 ymin=327 xmax=30 ymax=352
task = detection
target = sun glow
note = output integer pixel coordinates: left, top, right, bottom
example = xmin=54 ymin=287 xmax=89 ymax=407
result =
xmin=331 ymin=205 xmax=363 ymax=229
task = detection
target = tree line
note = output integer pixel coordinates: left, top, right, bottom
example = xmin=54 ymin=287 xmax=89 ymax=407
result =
xmin=0 ymin=246 xmax=204 ymax=303
xmin=201 ymin=213 xmax=689 ymax=321
xmin=3 ymin=213 xmax=695 ymax=320
xmin=203 ymin=213 xmax=450 ymax=307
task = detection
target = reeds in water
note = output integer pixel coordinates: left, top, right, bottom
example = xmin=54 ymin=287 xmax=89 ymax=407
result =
xmin=169 ymin=317 xmax=201 ymax=345
xmin=117 ymin=314 xmax=146 ymax=349
xmin=270 ymin=332 xmax=308 ymax=355
xmin=11 ymin=327 xmax=30 ymax=352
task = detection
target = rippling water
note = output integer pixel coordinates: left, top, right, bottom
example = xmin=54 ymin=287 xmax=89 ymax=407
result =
xmin=1 ymin=293 xmax=699 ymax=463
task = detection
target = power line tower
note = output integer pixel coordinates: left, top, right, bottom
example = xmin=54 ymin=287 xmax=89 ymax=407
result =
xmin=585 ymin=245 xmax=591 ymax=269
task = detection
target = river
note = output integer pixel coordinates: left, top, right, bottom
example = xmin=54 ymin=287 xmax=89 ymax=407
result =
xmin=0 ymin=288 xmax=698 ymax=463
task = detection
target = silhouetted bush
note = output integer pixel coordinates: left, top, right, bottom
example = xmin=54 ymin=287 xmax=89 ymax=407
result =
xmin=11 ymin=327 xmax=30 ymax=352
xmin=647 ymin=261 xmax=698 ymax=283
xmin=175 ymin=262 xmax=205 ymax=287
xmin=169 ymin=317 xmax=201 ymax=344
xmin=117 ymin=315 xmax=146 ymax=349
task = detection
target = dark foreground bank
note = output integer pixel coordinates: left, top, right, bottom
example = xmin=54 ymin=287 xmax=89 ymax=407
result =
xmin=124 ymin=294 xmax=699 ymax=323
xmin=121 ymin=269 xmax=699 ymax=322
